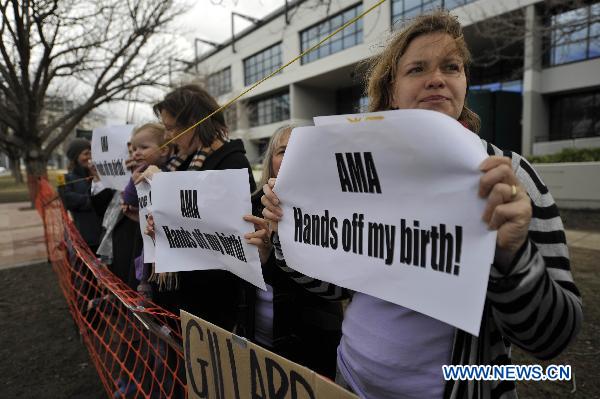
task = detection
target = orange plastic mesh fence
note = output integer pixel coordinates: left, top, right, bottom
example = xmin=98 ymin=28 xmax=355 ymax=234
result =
xmin=35 ymin=178 xmax=188 ymax=399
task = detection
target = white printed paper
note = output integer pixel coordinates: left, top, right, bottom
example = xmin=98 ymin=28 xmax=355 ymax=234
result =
xmin=136 ymin=180 xmax=155 ymax=263
xmin=91 ymin=125 xmax=133 ymax=190
xmin=276 ymin=109 xmax=496 ymax=336
xmin=152 ymin=170 xmax=266 ymax=290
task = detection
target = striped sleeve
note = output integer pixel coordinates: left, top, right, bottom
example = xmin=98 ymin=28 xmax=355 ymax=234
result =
xmin=271 ymin=232 xmax=352 ymax=300
xmin=484 ymin=142 xmax=583 ymax=360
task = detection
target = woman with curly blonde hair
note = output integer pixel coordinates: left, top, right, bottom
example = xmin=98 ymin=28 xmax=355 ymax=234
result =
xmin=261 ymin=10 xmax=582 ymax=398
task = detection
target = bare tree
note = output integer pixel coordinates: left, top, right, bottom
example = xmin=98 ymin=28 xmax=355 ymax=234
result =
xmin=0 ymin=0 xmax=189 ymax=195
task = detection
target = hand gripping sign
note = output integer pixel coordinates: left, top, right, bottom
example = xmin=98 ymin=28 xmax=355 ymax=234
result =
xmin=275 ymin=109 xmax=497 ymax=336
xmin=91 ymin=125 xmax=134 ymax=190
xmin=152 ymin=169 xmax=266 ymax=290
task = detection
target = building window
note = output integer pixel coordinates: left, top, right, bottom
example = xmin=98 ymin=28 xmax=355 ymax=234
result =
xmin=244 ymin=43 xmax=282 ymax=86
xmin=300 ymin=4 xmax=363 ymax=64
xmin=391 ymin=0 xmax=476 ymax=27
xmin=207 ymin=67 xmax=231 ymax=97
xmin=548 ymin=3 xmax=600 ymax=66
xmin=471 ymin=80 xmax=523 ymax=93
xmin=249 ymin=92 xmax=290 ymax=127
xmin=549 ymin=90 xmax=600 ymax=141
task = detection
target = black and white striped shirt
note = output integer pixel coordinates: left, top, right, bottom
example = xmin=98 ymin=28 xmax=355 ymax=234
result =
xmin=271 ymin=140 xmax=583 ymax=399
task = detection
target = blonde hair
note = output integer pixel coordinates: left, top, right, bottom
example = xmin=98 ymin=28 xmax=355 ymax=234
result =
xmin=365 ymin=10 xmax=480 ymax=132
xmin=254 ymin=125 xmax=294 ymax=195
xmin=132 ymin=122 xmax=167 ymax=145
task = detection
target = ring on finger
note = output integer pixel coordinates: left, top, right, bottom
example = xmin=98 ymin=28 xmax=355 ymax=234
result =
xmin=510 ymin=184 xmax=517 ymax=199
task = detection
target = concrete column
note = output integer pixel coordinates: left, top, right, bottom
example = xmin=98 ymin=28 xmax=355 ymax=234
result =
xmin=521 ymin=4 xmax=548 ymax=156
xmin=290 ymin=83 xmax=336 ymax=122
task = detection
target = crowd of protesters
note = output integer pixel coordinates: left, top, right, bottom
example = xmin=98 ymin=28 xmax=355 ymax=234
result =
xmin=59 ymin=11 xmax=582 ymax=399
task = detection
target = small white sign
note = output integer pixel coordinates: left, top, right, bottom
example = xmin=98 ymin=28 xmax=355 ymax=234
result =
xmin=136 ymin=180 xmax=155 ymax=263
xmin=91 ymin=125 xmax=133 ymax=190
xmin=275 ymin=109 xmax=497 ymax=336
xmin=152 ymin=170 xmax=266 ymax=290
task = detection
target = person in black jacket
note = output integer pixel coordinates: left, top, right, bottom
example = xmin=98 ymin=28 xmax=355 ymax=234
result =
xmin=59 ymin=138 xmax=105 ymax=331
xmin=60 ymin=138 xmax=103 ymax=252
xmin=147 ymin=84 xmax=256 ymax=331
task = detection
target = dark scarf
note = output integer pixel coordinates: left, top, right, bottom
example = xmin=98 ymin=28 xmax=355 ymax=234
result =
xmin=166 ymin=149 xmax=209 ymax=172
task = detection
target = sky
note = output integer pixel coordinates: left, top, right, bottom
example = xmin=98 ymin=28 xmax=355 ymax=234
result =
xmin=103 ymin=0 xmax=285 ymax=125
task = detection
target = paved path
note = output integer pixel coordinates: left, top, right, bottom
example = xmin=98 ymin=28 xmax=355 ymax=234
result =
xmin=565 ymin=229 xmax=600 ymax=251
xmin=0 ymin=202 xmax=47 ymax=270
xmin=0 ymin=201 xmax=599 ymax=271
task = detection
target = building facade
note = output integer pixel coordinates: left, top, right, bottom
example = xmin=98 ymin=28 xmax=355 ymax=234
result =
xmin=41 ymin=97 xmax=106 ymax=169
xmin=192 ymin=0 xmax=600 ymax=163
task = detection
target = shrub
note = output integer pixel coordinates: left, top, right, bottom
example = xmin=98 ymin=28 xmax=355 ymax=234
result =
xmin=528 ymin=147 xmax=600 ymax=164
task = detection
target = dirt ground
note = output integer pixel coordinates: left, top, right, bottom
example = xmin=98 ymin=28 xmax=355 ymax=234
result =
xmin=0 ymin=262 xmax=105 ymax=399
xmin=560 ymin=209 xmax=600 ymax=232
xmin=0 ymin=241 xmax=597 ymax=398
xmin=512 ymin=246 xmax=599 ymax=398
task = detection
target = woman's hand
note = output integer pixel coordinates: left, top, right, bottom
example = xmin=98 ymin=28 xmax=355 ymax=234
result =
xmin=261 ymin=178 xmax=282 ymax=232
xmin=88 ymin=160 xmax=100 ymax=182
xmin=243 ymin=214 xmax=272 ymax=264
xmin=132 ymin=168 xmax=144 ymax=183
xmin=125 ymin=156 xmax=137 ymax=172
xmin=479 ymin=156 xmax=532 ymax=272
xmin=145 ymin=213 xmax=155 ymax=240
xmin=134 ymin=165 xmax=161 ymax=185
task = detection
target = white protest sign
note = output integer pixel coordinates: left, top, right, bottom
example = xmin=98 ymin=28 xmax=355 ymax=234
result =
xmin=136 ymin=180 xmax=155 ymax=263
xmin=313 ymin=109 xmax=401 ymax=126
xmin=275 ymin=109 xmax=497 ymax=336
xmin=152 ymin=170 xmax=266 ymax=290
xmin=91 ymin=125 xmax=133 ymax=190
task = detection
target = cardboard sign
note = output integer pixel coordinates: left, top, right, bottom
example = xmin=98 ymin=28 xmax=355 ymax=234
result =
xmin=152 ymin=169 xmax=266 ymax=290
xmin=91 ymin=125 xmax=133 ymax=190
xmin=274 ymin=109 xmax=497 ymax=336
xmin=136 ymin=180 xmax=155 ymax=263
xmin=181 ymin=310 xmax=357 ymax=399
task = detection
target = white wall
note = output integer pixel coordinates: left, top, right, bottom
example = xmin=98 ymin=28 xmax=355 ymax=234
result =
xmin=540 ymin=58 xmax=600 ymax=94
xmin=202 ymin=0 xmax=391 ymax=101
xmin=454 ymin=0 xmax=541 ymax=26
xmin=534 ymin=162 xmax=600 ymax=209
xmin=291 ymin=84 xmax=336 ymax=120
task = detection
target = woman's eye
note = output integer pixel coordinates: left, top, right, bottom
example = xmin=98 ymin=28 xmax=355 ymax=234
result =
xmin=407 ymin=66 xmax=423 ymax=74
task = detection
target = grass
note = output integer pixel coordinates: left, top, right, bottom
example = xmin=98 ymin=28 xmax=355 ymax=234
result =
xmin=0 ymin=170 xmax=65 ymax=203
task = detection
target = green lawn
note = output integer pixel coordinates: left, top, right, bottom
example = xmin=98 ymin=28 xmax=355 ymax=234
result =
xmin=0 ymin=170 xmax=65 ymax=203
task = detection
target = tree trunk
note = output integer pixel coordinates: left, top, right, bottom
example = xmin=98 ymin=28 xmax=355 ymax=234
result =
xmin=25 ymin=150 xmax=48 ymax=207
xmin=9 ymin=155 xmax=24 ymax=184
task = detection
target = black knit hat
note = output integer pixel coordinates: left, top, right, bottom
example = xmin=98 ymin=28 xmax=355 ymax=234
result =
xmin=66 ymin=138 xmax=91 ymax=161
